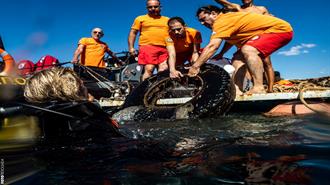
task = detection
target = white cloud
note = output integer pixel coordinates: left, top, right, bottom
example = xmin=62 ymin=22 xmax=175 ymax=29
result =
xmin=301 ymin=43 xmax=316 ymax=48
xmin=278 ymin=43 xmax=316 ymax=56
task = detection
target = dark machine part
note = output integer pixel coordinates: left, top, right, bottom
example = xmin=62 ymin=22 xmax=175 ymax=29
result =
xmin=104 ymin=52 xmax=142 ymax=83
xmin=121 ymin=62 xmax=142 ymax=82
xmin=73 ymin=52 xmax=142 ymax=101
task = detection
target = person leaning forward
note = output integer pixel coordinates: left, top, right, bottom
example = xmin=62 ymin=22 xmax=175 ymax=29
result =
xmin=188 ymin=5 xmax=293 ymax=95
xmin=72 ymin=27 xmax=122 ymax=68
xmin=168 ymin=16 xmax=202 ymax=67
xmin=128 ymin=0 xmax=181 ymax=80
xmin=215 ymin=0 xmax=275 ymax=93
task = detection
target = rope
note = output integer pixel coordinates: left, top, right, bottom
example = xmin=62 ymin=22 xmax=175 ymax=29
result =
xmin=78 ymin=64 xmax=114 ymax=93
xmin=77 ymin=63 xmax=132 ymax=99
xmin=80 ymin=64 xmax=112 ymax=83
xmin=17 ymin=102 xmax=79 ymax=119
xmin=298 ymin=86 xmax=330 ymax=116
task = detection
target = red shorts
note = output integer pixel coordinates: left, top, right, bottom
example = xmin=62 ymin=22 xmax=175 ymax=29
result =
xmin=245 ymin=31 xmax=293 ymax=57
xmin=138 ymin=45 xmax=169 ymax=65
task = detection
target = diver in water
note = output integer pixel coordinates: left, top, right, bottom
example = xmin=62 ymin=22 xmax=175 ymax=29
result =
xmin=24 ymin=67 xmax=122 ymax=143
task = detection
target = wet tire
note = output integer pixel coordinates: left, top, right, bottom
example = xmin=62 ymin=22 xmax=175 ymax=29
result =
xmin=122 ymin=64 xmax=235 ymax=119
xmin=190 ymin=64 xmax=235 ymax=118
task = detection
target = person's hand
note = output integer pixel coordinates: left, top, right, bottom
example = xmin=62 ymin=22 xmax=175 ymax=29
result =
xmin=226 ymin=3 xmax=241 ymax=11
xmin=71 ymin=59 xmax=79 ymax=64
xmin=188 ymin=65 xmax=200 ymax=77
xmin=87 ymin=93 xmax=95 ymax=102
xmin=170 ymin=69 xmax=183 ymax=79
xmin=129 ymin=48 xmax=136 ymax=56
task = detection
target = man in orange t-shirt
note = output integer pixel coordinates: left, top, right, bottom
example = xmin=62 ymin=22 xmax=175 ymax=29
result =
xmin=128 ymin=0 xmax=181 ymax=80
xmin=168 ymin=17 xmax=202 ymax=67
xmin=215 ymin=0 xmax=275 ymax=93
xmin=188 ymin=5 xmax=293 ymax=95
xmin=72 ymin=27 xmax=121 ymax=68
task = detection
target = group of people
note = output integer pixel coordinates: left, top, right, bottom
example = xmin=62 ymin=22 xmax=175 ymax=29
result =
xmin=187 ymin=0 xmax=292 ymax=95
xmin=21 ymin=0 xmax=294 ymax=140
xmin=43 ymin=0 xmax=292 ymax=105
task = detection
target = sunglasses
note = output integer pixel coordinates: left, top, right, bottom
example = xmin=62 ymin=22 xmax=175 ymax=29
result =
xmin=147 ymin=5 xmax=160 ymax=9
xmin=93 ymin=31 xmax=103 ymax=34
xmin=170 ymin=27 xmax=182 ymax=32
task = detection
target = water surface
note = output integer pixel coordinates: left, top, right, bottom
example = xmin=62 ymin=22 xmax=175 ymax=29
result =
xmin=2 ymin=114 xmax=330 ymax=185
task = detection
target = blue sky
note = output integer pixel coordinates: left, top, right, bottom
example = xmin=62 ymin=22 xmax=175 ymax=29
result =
xmin=2 ymin=0 xmax=330 ymax=79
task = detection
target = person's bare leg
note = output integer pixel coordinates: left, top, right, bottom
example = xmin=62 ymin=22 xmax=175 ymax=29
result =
xmin=263 ymin=56 xmax=274 ymax=93
xmin=142 ymin=64 xmax=155 ymax=81
xmin=157 ymin=60 xmax=168 ymax=72
xmin=231 ymin=51 xmax=246 ymax=95
xmin=241 ymin=45 xmax=266 ymax=94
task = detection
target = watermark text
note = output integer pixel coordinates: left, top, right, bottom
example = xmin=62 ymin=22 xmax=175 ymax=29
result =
xmin=0 ymin=158 xmax=4 ymax=185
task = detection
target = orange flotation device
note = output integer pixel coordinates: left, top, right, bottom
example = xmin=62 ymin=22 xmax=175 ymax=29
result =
xmin=0 ymin=48 xmax=16 ymax=76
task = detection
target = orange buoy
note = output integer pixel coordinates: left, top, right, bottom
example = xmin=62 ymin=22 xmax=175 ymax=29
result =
xmin=0 ymin=48 xmax=16 ymax=76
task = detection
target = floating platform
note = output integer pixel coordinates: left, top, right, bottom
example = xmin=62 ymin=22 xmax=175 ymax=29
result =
xmin=235 ymin=89 xmax=330 ymax=102
xmin=99 ymin=89 xmax=329 ymax=109
xmin=232 ymin=89 xmax=330 ymax=116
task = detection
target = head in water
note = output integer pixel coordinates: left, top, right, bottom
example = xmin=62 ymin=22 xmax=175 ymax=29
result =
xmin=24 ymin=67 xmax=88 ymax=103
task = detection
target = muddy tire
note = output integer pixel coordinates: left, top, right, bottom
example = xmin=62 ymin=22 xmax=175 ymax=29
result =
xmin=122 ymin=64 xmax=235 ymax=119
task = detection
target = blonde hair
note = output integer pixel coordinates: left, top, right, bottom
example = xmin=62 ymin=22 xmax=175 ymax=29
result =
xmin=24 ymin=67 xmax=87 ymax=103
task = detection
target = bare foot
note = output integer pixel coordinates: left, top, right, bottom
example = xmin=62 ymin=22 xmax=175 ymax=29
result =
xmin=235 ymin=85 xmax=244 ymax=96
xmin=244 ymin=87 xmax=267 ymax=95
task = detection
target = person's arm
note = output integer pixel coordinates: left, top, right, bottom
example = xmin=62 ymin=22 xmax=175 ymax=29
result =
xmin=167 ymin=44 xmax=182 ymax=78
xmin=212 ymin=41 xmax=233 ymax=60
xmin=128 ymin=29 xmax=138 ymax=56
xmin=72 ymin=44 xmax=85 ymax=63
xmin=191 ymin=43 xmax=200 ymax=63
xmin=188 ymin=38 xmax=222 ymax=77
xmin=107 ymin=48 xmax=123 ymax=64
xmin=214 ymin=0 xmax=241 ymax=11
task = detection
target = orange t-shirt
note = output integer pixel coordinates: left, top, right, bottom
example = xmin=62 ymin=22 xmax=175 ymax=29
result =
xmin=211 ymin=12 xmax=293 ymax=47
xmin=79 ymin=38 xmax=108 ymax=68
xmin=131 ymin=14 xmax=173 ymax=46
xmin=171 ymin=27 xmax=202 ymax=65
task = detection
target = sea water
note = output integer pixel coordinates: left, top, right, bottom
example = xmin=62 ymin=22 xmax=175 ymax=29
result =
xmin=1 ymin=114 xmax=330 ymax=185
